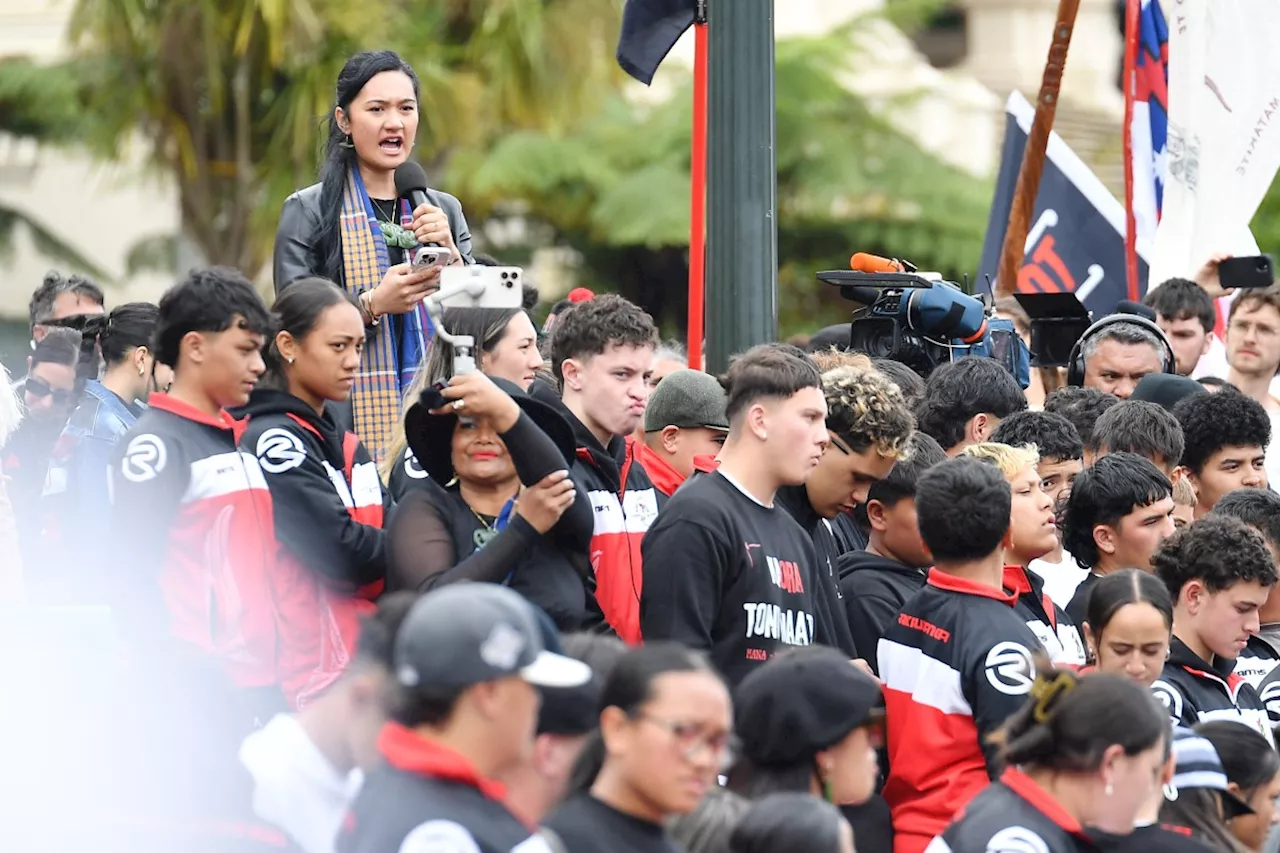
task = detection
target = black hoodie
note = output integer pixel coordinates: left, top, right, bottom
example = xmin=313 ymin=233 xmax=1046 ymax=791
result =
xmin=237 ymin=389 xmax=388 ymax=588
xmin=776 ymin=485 xmax=859 ymax=658
xmin=837 ymin=550 xmax=928 ymax=674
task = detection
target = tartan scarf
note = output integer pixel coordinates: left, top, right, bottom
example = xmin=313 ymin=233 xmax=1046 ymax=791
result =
xmin=339 ymin=168 xmax=431 ymax=461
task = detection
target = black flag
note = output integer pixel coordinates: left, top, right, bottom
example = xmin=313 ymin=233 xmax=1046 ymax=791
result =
xmin=977 ymin=91 xmax=1149 ymax=315
xmin=616 ymin=0 xmax=698 ymax=85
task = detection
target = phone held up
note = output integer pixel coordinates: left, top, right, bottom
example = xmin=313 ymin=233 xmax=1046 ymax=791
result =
xmin=1219 ymin=255 xmax=1275 ymax=290
xmin=436 ymin=265 xmax=524 ymax=310
xmin=412 ymin=246 xmax=452 ymax=271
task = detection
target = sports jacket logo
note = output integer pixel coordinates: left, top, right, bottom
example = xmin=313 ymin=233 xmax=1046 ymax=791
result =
xmin=986 ymin=826 xmax=1049 ymax=853
xmin=121 ymin=434 xmax=167 ymax=482
xmin=256 ymin=428 xmax=307 ymax=474
xmin=985 ymin=642 xmax=1035 ymax=695
xmin=1151 ymin=679 xmax=1185 ymax=721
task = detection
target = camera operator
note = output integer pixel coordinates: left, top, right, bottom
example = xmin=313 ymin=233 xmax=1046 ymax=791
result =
xmin=386 ymin=372 xmax=593 ymax=631
xmin=1076 ymin=319 xmax=1170 ymax=400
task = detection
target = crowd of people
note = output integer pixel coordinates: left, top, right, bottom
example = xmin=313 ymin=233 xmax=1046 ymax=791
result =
xmin=5 ymin=48 xmax=1280 ymax=853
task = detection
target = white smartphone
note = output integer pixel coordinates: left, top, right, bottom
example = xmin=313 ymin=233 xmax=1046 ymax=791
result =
xmin=438 ymin=266 xmax=524 ymax=309
xmin=412 ymin=246 xmax=452 ymax=270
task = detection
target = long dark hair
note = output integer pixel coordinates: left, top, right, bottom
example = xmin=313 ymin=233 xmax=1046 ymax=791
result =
xmin=1161 ymin=788 xmax=1248 ymax=853
xmin=84 ymin=302 xmax=159 ymax=368
xmin=261 ymin=277 xmax=355 ymax=390
xmin=566 ymin=643 xmax=717 ymax=797
xmin=1196 ymin=721 xmax=1280 ymax=800
xmin=422 ymin=307 xmax=525 ymax=383
xmin=316 ymin=50 xmax=421 ymax=283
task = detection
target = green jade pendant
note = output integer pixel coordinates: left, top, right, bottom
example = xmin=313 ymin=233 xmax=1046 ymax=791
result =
xmin=380 ymin=220 xmax=418 ymax=250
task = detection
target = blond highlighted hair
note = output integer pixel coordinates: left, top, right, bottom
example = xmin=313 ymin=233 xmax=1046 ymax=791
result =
xmin=820 ymin=364 xmax=916 ymax=461
xmin=961 ymin=441 xmax=1040 ymax=479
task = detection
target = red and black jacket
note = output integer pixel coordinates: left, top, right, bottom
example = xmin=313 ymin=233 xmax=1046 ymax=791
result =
xmin=925 ymin=768 xmax=1099 ymax=853
xmin=1151 ymin=636 xmax=1274 ymax=745
xmin=338 ymin=723 xmax=534 ymax=853
xmin=237 ymin=389 xmax=388 ymax=708
xmin=108 ymin=393 xmax=280 ymax=689
xmin=1004 ymin=566 xmax=1086 ymax=668
xmin=566 ymin=412 xmax=663 ymax=645
xmin=878 ymin=571 xmax=1049 ymax=853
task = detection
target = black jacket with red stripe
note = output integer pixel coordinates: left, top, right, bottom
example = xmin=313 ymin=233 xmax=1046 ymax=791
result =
xmin=108 ymin=393 xmax=280 ymax=690
xmin=237 ymin=389 xmax=388 ymax=708
xmin=877 ymin=571 xmax=1048 ymax=853
xmin=1004 ymin=566 xmax=1086 ymax=668
xmin=339 ymin=723 xmax=534 ymax=853
xmin=562 ymin=408 xmax=663 ymax=644
xmin=1151 ymin=636 xmax=1274 ymax=745
xmin=925 ymin=768 xmax=1099 ymax=853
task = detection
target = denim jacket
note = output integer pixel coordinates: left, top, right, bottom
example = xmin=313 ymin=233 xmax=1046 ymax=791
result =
xmin=42 ymin=381 xmax=140 ymax=564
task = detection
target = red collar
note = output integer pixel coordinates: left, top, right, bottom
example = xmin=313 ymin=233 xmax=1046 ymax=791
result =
xmin=150 ymin=392 xmax=239 ymax=431
xmin=928 ymin=568 xmax=1019 ymax=606
xmin=377 ymin=722 xmax=508 ymax=802
xmin=1001 ymin=767 xmax=1085 ymax=835
xmin=1002 ymin=565 xmax=1033 ymax=595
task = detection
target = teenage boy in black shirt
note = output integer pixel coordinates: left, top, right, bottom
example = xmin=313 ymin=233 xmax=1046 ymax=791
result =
xmin=640 ymin=344 xmax=835 ymax=685
xmin=1060 ymin=452 xmax=1176 ymax=628
xmin=1210 ymin=489 xmax=1280 ymax=723
xmin=1173 ymin=387 xmax=1271 ymax=517
xmin=778 ymin=362 xmax=916 ymax=658
xmin=838 ymin=431 xmax=947 ymax=670
xmin=340 ymin=584 xmax=591 ymax=853
xmin=1151 ymin=515 xmax=1277 ymax=742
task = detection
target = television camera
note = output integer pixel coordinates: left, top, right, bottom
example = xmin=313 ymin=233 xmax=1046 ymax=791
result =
xmin=818 ymin=253 xmax=1031 ymax=388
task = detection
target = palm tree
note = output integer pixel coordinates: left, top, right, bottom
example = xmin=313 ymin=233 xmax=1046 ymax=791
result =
xmin=46 ymin=0 xmax=625 ymax=276
xmin=0 ymin=57 xmax=112 ymax=280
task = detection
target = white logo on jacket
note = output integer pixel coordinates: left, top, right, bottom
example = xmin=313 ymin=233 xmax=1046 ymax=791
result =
xmin=256 ymin=428 xmax=307 ymax=474
xmin=399 ymin=820 xmax=482 ymax=853
xmin=404 ymin=449 xmax=428 ymax=480
xmin=985 ymin=826 xmax=1050 ymax=853
xmin=984 ymin=642 xmax=1035 ymax=695
xmin=121 ymin=434 xmax=167 ymax=482
xmin=1150 ymin=679 xmax=1185 ymax=722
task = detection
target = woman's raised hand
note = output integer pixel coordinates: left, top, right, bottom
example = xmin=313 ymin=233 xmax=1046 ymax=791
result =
xmin=515 ymin=471 xmax=577 ymax=534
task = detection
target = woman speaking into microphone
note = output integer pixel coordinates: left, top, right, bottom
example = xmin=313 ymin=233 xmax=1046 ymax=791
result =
xmin=273 ymin=49 xmax=475 ymax=458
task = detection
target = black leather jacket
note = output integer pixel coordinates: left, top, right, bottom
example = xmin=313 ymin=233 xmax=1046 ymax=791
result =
xmin=272 ymin=181 xmax=475 ymax=294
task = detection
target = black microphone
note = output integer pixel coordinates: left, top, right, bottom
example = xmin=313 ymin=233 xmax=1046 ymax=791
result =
xmin=394 ymin=161 xmax=437 ymax=246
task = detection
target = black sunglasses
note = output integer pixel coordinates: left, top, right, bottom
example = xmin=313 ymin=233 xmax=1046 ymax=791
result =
xmin=26 ymin=377 xmax=77 ymax=407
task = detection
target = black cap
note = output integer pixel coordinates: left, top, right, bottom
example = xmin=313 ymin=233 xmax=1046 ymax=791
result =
xmin=1130 ymin=373 xmax=1208 ymax=411
xmin=734 ymin=646 xmax=883 ymax=766
xmin=404 ymin=376 xmax=577 ymax=483
xmin=394 ymin=584 xmax=592 ymax=691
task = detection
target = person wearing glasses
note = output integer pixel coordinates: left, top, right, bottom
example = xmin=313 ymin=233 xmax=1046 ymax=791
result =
xmin=2 ymin=328 xmax=82 ymax=573
xmin=544 ymin=643 xmax=732 ymax=853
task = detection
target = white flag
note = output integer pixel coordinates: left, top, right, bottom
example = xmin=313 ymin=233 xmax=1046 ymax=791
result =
xmin=1149 ymin=2 xmax=1280 ymax=287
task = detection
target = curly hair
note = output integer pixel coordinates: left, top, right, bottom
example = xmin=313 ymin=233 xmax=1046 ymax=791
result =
xmin=1153 ymin=515 xmax=1277 ymax=600
xmin=1172 ymin=387 xmax=1272 ymax=474
xmin=991 ymin=411 xmax=1083 ymax=463
xmin=809 ymin=348 xmax=872 ymax=373
xmin=960 ymin=442 xmax=1040 ymax=479
xmin=914 ymin=358 xmax=1027 ymax=451
xmin=549 ymin=293 xmax=657 ymax=383
xmin=1210 ymin=488 xmax=1280 ymax=553
xmin=821 ymin=364 xmax=915 ymax=460
xmin=1044 ymin=386 xmax=1121 ymax=449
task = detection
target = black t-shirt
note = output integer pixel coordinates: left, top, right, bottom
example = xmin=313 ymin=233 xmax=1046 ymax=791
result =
xmin=544 ymin=795 xmax=681 ymax=853
xmin=640 ymin=471 xmax=826 ymax=685
xmin=370 ymin=196 xmax=409 ymax=266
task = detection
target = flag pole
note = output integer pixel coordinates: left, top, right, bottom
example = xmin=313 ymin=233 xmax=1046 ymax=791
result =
xmin=1122 ymin=0 xmax=1141 ymax=302
xmin=688 ymin=0 xmax=709 ymax=369
xmin=995 ymin=0 xmax=1083 ymax=298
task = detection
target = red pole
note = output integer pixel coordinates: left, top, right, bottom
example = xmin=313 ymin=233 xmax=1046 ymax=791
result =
xmin=688 ymin=9 xmax=709 ymax=369
xmin=1122 ymin=0 xmax=1141 ymax=302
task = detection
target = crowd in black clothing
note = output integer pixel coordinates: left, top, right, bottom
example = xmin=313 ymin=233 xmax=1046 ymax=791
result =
xmin=10 ymin=45 xmax=1280 ymax=853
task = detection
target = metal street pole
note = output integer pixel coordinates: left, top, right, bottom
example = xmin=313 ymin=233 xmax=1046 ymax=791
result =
xmin=704 ymin=0 xmax=778 ymax=374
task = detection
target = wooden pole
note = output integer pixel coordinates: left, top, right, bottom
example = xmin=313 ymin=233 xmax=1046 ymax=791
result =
xmin=995 ymin=0 xmax=1083 ymax=297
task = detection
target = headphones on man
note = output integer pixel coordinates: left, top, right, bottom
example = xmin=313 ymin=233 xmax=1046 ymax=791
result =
xmin=1065 ymin=314 xmax=1177 ymax=387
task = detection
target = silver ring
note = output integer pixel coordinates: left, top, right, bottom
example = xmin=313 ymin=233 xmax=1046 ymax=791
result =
xmin=452 ymin=398 xmax=466 ymax=411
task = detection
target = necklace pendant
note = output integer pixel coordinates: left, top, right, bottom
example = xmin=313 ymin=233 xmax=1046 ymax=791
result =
xmin=474 ymin=528 xmax=498 ymax=550
xmin=379 ymin=220 xmax=417 ymax=250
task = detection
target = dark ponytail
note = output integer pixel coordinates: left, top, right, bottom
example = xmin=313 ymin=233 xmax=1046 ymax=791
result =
xmin=1086 ymin=568 xmax=1173 ymax=640
xmin=989 ymin=659 xmax=1166 ymax=772
xmin=87 ymin=302 xmax=160 ymax=368
xmin=567 ymin=643 xmax=717 ymax=796
xmin=261 ymin=277 xmax=354 ymax=389
xmin=315 ymin=50 xmax=421 ymax=284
